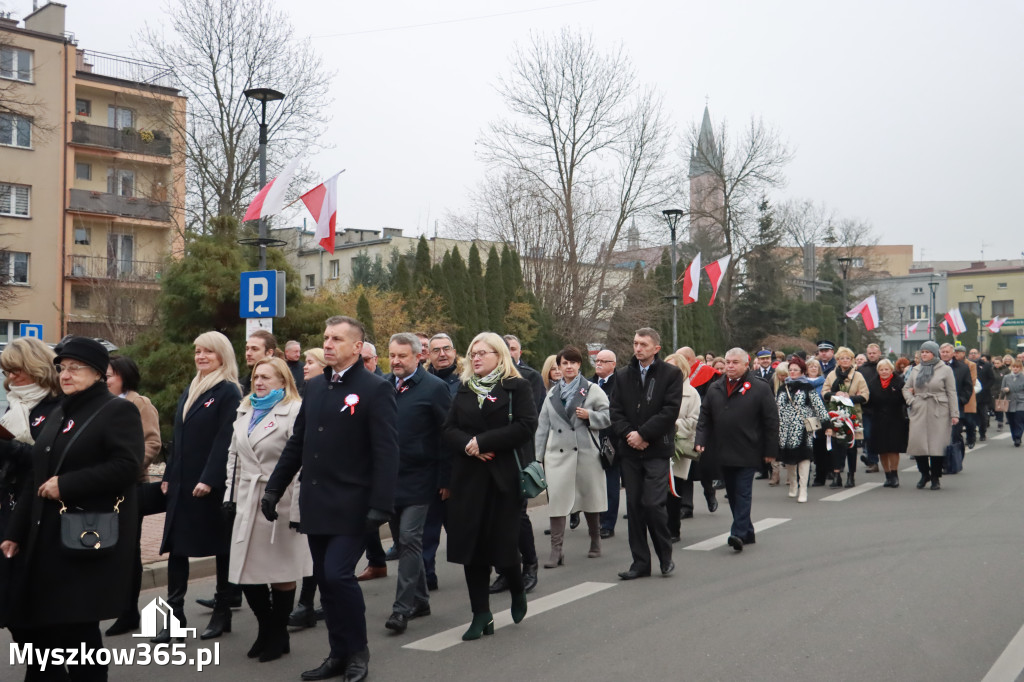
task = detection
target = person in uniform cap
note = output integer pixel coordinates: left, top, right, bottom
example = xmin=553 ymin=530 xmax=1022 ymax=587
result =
xmin=753 ymin=349 xmax=774 ymax=382
xmin=817 ymin=341 xmax=836 ymax=377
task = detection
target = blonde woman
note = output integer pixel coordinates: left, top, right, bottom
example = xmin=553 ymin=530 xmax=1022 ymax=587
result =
xmin=663 ymin=353 xmax=701 ymax=540
xmin=157 ymin=331 xmax=242 ymax=643
xmin=823 ymin=346 xmax=869 ymax=488
xmin=302 ymin=348 xmax=327 ymax=383
xmin=443 ymin=332 xmax=538 ymax=641
xmin=541 ymin=354 xmax=562 ymax=391
xmin=226 ymin=357 xmax=308 ymax=662
xmin=768 ymin=362 xmax=790 ymax=486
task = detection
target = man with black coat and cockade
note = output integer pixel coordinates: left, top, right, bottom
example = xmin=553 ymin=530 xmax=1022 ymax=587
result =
xmin=609 ymin=327 xmax=682 ymax=580
xmin=940 ymin=342 xmax=973 ymax=452
xmin=263 ymin=315 xmax=398 ymax=682
xmin=591 ymin=349 xmax=621 ymax=539
xmin=695 ymin=347 xmax=779 ymax=553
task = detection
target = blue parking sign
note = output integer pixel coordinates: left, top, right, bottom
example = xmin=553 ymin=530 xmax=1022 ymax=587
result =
xmin=19 ymin=323 xmax=42 ymax=340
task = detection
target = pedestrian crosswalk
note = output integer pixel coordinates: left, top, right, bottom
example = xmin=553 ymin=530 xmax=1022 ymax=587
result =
xmin=682 ymin=518 xmax=790 ymax=551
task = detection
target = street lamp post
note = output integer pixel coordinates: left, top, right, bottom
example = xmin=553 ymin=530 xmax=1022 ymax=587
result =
xmin=898 ymin=305 xmax=905 ymax=357
xmin=662 ymin=209 xmax=684 ymax=352
xmin=928 ymin=280 xmax=940 ymax=341
xmin=977 ymin=294 xmax=986 ymax=352
xmin=243 ymin=87 xmax=286 ymax=270
xmin=837 ymin=257 xmax=853 ymax=348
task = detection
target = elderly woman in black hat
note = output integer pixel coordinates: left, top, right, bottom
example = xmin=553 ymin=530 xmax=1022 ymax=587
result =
xmin=1 ymin=337 xmax=143 ymax=681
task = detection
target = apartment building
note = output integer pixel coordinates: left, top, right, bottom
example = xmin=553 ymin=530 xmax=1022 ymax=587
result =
xmin=0 ymin=2 xmax=185 ymax=344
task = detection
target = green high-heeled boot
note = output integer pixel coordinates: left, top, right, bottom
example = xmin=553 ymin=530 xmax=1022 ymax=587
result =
xmin=462 ymin=612 xmax=494 ymax=641
xmin=511 ymin=592 xmax=527 ymax=624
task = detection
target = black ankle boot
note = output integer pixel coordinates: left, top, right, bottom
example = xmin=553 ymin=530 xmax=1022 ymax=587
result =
xmin=890 ymin=471 xmax=899 ymax=488
xmin=260 ymin=588 xmax=294 ymax=662
xmin=917 ymin=474 xmax=929 ymax=489
xmin=882 ymin=471 xmax=893 ymax=488
xmin=829 ymin=473 xmax=843 ymax=489
xmin=844 ymin=472 xmax=855 ymax=488
xmin=200 ymin=603 xmax=232 ymax=640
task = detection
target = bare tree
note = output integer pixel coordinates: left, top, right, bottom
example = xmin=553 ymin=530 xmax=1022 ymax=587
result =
xmin=0 ymin=30 xmax=56 ymax=141
xmin=470 ymin=29 xmax=673 ymax=341
xmin=137 ymin=0 xmax=332 ymax=233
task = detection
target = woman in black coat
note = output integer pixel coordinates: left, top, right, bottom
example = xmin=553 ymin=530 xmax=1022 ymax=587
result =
xmin=158 ymin=331 xmax=241 ymax=643
xmin=1 ymin=337 xmax=143 ymax=681
xmin=866 ymin=358 xmax=909 ymax=488
xmin=444 ymin=332 xmax=537 ymax=641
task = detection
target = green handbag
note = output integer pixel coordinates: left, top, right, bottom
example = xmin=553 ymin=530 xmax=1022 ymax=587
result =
xmin=508 ymin=396 xmax=547 ymax=499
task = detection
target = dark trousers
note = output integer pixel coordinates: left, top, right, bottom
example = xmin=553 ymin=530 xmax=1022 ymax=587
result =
xmin=721 ymin=466 xmax=757 ymax=540
xmin=518 ymin=499 xmax=537 ymax=565
xmin=977 ymin=398 xmax=990 ymax=437
xmin=599 ymin=460 xmax=621 ymax=532
xmin=116 ymin=508 xmax=145 ymax=624
xmin=862 ymin=414 xmax=877 ymax=464
xmin=964 ymin=412 xmax=977 ymax=445
xmin=364 ymin=528 xmax=387 ymax=568
xmin=392 ymin=503 xmax=430 ymax=616
xmin=298 ymin=575 xmax=318 ymax=607
xmin=1008 ymin=411 xmax=1024 ymax=442
xmin=952 ymin=412 xmax=966 ymax=448
xmin=915 ymin=456 xmax=945 ymax=481
xmin=812 ymin=432 xmax=830 ymax=481
xmin=14 ymin=622 xmax=104 ymax=681
xmin=830 ymin=443 xmax=857 ymax=473
xmin=421 ymin=493 xmax=446 ymax=583
xmin=167 ymin=552 xmax=230 ymax=623
xmin=676 ymin=468 xmax=716 ymax=516
xmin=308 ymin=534 xmax=367 ymax=658
xmin=620 ymin=456 xmax=672 ymax=572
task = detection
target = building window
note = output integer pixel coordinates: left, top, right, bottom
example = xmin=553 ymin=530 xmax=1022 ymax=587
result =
xmin=997 ymin=282 xmax=1008 ymax=290
xmin=107 ymin=105 xmax=134 ymax=130
xmin=993 ymin=300 xmax=1014 ymax=318
xmin=75 ymin=98 xmax=91 ymax=116
xmin=600 ymin=293 xmax=611 ymax=309
xmin=0 ymin=114 xmax=31 ymax=148
xmin=0 ymin=47 xmax=32 ymax=83
xmin=73 ymin=288 xmax=90 ymax=309
xmin=912 ymin=286 xmax=924 ymax=294
xmin=959 ymin=301 xmax=981 ymax=319
xmin=1 ymin=251 xmax=29 ymax=285
xmin=106 ymin=169 xmax=135 ymax=197
xmin=0 ymin=184 xmax=29 ymax=217
xmin=963 ymin=284 xmax=973 ymax=292
xmin=305 ymin=274 xmax=316 ymax=289
xmin=329 ymin=259 xmax=340 ymax=279
xmin=107 ymin=233 xmax=134 ymax=277
xmin=74 ymin=227 xmax=91 ymax=245
xmin=851 ymin=257 xmax=865 ymax=268
xmin=75 ymin=162 xmax=91 ymax=180
xmin=908 ymin=304 xmax=929 ymax=320
xmin=0 ymin=319 xmax=29 ymax=343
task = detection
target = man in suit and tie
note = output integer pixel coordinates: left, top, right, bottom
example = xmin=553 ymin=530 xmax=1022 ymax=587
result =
xmin=263 ymin=316 xmax=398 ymax=682
xmin=381 ymin=333 xmax=452 ymax=635
xmin=592 ymin=349 xmax=620 ymax=539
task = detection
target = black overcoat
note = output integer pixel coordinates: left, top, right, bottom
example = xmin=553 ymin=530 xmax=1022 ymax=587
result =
xmin=695 ymin=370 xmax=780 ymax=468
xmin=608 ymin=355 xmax=683 ymax=460
xmin=384 ymin=367 xmax=453 ymax=506
xmin=160 ymin=379 xmax=241 ymax=556
xmin=866 ymin=374 xmax=909 ymax=454
xmin=267 ymin=361 xmax=398 ymax=536
xmin=3 ymin=381 xmax=142 ymax=627
xmin=443 ymin=377 xmax=537 ymax=567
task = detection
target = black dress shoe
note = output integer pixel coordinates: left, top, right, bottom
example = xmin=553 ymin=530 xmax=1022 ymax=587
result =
xmin=742 ymin=535 xmax=756 ymax=545
xmin=426 ymin=576 xmax=438 ymax=591
xmin=705 ymin=494 xmax=718 ymax=513
xmin=289 ymin=602 xmax=318 ymax=629
xmin=660 ymin=560 xmax=675 ymax=576
xmin=488 ymin=573 xmax=508 ymax=594
xmin=343 ymin=649 xmax=369 ymax=682
xmin=521 ymin=563 xmax=539 ymax=594
xmin=713 ymin=480 xmax=725 ymax=490
xmin=811 ymin=478 xmax=826 ymax=487
xmin=617 ymin=567 xmax=650 ymax=580
xmin=105 ymin=616 xmax=139 ymax=636
xmin=670 ymin=535 xmax=680 ymax=543
xmin=599 ymin=528 xmax=614 ymax=539
xmin=727 ymin=535 xmax=743 ymax=552
xmin=315 ymin=606 xmax=326 ymax=621
xmin=196 ymin=593 xmax=243 ymax=609
xmin=680 ymin=510 xmax=693 ymax=519
xmin=385 ymin=612 xmax=408 ymax=634
xmin=301 ymin=656 xmax=347 ymax=681
xmin=409 ymin=601 xmax=431 ymax=619
xmin=569 ymin=512 xmax=581 ymax=530
xmin=930 ymin=480 xmax=941 ymax=490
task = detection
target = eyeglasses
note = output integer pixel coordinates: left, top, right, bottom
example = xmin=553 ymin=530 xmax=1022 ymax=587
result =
xmin=469 ymin=350 xmax=497 ymax=359
xmin=429 ymin=346 xmax=454 ymax=355
xmin=594 ymin=359 xmax=613 ymax=364
xmin=57 ymin=363 xmax=90 ymax=374
xmin=1 ymin=368 xmax=22 ymax=377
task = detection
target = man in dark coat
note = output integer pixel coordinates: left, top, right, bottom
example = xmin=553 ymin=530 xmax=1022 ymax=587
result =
xmin=940 ymin=343 xmax=973 ymax=452
xmin=592 ymin=349 xmax=620 ymax=538
xmin=242 ymin=329 xmax=277 ymax=394
xmin=695 ymin=347 xmax=779 ymax=552
xmin=812 ymin=340 xmax=837 ymax=486
xmin=753 ymin=348 xmax=774 ymax=382
xmin=264 ymin=316 xmax=399 ymax=682
xmin=427 ymin=332 xmax=461 ymax=397
xmin=859 ymin=344 xmax=882 ymax=472
xmin=816 ymin=340 xmax=837 ymax=377
xmin=609 ymin=328 xmax=682 ymax=580
xmin=381 ymin=333 xmax=452 ymax=635
xmin=285 ymin=339 xmax=306 ymax=391
xmin=973 ymin=348 xmax=994 ymax=441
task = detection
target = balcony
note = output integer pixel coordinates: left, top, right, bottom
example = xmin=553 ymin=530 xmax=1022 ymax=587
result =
xmin=68 ymin=189 xmax=170 ymax=222
xmin=66 ymin=255 xmax=162 ymax=284
xmin=71 ymin=121 xmax=171 ymax=157
xmin=76 ymin=50 xmax=177 ymax=90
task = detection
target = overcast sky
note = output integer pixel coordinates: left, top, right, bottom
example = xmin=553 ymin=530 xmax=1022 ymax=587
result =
xmin=8 ymin=0 xmax=1023 ymax=261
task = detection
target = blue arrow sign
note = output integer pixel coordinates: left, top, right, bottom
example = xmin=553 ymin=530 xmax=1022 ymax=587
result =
xmin=240 ymin=271 xmax=277 ymax=318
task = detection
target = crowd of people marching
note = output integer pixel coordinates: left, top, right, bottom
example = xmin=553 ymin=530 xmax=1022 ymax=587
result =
xmin=0 ymin=321 xmax=1022 ymax=681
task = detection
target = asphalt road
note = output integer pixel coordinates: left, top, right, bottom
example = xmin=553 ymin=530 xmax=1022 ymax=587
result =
xmin=5 ymin=428 xmax=1024 ymax=682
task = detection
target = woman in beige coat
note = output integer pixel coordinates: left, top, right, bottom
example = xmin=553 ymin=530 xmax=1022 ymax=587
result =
xmin=823 ymin=346 xmax=870 ymax=488
xmin=535 ymin=346 xmax=610 ymax=566
xmin=902 ymin=341 xmax=959 ymax=490
xmin=226 ymin=357 xmax=310 ymax=662
xmin=664 ymin=354 xmax=701 ymax=540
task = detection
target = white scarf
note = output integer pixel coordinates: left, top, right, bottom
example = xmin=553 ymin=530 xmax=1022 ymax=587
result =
xmin=182 ymin=368 xmax=237 ymax=417
xmin=1 ymin=383 xmax=52 ymax=444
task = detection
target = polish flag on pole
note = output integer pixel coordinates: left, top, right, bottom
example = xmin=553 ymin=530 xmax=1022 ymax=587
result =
xmin=846 ymin=294 xmax=879 ymax=330
xmin=682 ymin=252 xmax=701 ymax=305
xmin=300 ymin=171 xmax=344 ymax=254
xmin=986 ymin=316 xmax=1006 ymax=333
xmin=903 ymin=322 xmax=919 ymax=340
xmin=243 ymin=157 xmax=302 ymax=222
xmin=939 ymin=319 xmax=950 ymax=335
xmin=703 ymin=255 xmax=730 ymax=306
xmin=944 ymin=308 xmax=967 ymax=336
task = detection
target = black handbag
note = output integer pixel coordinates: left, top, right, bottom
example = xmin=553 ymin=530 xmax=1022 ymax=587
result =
xmin=50 ymin=400 xmax=122 ymax=554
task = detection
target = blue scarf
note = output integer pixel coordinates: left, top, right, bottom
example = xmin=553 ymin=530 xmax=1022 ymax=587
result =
xmin=250 ymin=388 xmax=285 ymax=410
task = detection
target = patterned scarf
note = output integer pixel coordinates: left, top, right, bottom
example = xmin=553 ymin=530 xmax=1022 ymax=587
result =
xmin=559 ymin=373 xmax=582 ymax=405
xmin=468 ymin=368 xmax=502 ymax=407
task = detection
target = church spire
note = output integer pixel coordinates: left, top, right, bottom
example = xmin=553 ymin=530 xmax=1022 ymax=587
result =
xmin=689 ymin=105 xmax=720 ymax=178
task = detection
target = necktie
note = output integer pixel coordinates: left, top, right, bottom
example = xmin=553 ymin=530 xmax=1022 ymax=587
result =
xmin=640 ymin=367 xmax=647 ymax=385
xmin=599 ymin=378 xmax=605 ymax=387
xmin=396 ymin=378 xmax=404 ymax=393
xmin=331 ymin=373 xmax=341 ymax=383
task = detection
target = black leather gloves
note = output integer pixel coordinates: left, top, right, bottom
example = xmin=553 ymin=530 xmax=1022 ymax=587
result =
xmin=261 ymin=489 xmax=282 ymax=522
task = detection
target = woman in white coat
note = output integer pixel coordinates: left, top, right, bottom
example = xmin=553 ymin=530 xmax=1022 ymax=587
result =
xmin=663 ymin=353 xmax=701 ymax=540
xmin=226 ymin=357 xmax=310 ymax=662
xmin=535 ymin=346 xmax=610 ymax=566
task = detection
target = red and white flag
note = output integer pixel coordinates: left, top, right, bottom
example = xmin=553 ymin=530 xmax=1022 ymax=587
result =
xmin=846 ymin=294 xmax=879 ymax=331
xmin=944 ymin=308 xmax=967 ymax=336
xmin=243 ymin=157 xmax=302 ymax=222
xmin=300 ymin=172 xmax=343 ymax=254
xmin=986 ymin=316 xmax=1006 ymax=333
xmin=703 ymin=255 xmax=730 ymax=306
xmin=682 ymin=252 xmax=701 ymax=305
xmin=939 ymin=319 xmax=950 ymax=335
xmin=903 ymin=322 xmax=919 ymax=340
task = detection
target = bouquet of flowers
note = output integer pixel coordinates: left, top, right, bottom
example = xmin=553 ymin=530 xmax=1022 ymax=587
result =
xmin=826 ymin=397 xmax=862 ymax=450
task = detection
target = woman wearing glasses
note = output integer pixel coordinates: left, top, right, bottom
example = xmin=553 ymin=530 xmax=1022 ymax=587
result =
xmin=443 ymin=332 xmax=538 ymax=641
xmin=157 ymin=331 xmax=242 ymax=643
xmin=1 ymin=337 xmax=143 ymax=681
